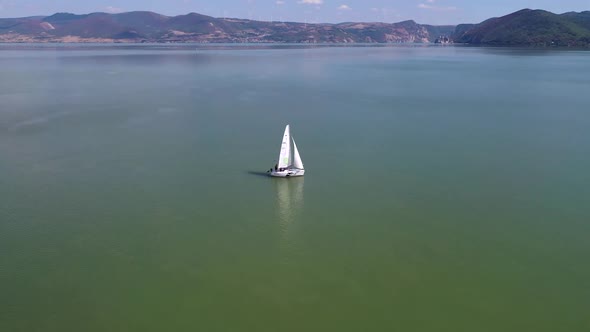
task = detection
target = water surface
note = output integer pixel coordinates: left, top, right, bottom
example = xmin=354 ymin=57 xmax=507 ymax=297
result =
xmin=1 ymin=44 xmax=589 ymax=331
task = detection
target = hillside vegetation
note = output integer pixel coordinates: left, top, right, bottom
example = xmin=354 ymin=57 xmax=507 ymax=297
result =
xmin=453 ymin=9 xmax=590 ymax=46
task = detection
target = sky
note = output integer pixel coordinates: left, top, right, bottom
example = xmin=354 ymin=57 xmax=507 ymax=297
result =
xmin=0 ymin=0 xmax=588 ymax=25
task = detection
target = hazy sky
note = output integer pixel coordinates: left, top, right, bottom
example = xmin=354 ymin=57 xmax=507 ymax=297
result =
xmin=0 ymin=0 xmax=588 ymax=25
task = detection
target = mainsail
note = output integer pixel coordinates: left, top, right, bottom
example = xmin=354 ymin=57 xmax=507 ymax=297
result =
xmin=277 ymin=125 xmax=291 ymax=168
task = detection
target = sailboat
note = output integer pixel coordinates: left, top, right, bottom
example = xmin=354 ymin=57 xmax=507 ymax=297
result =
xmin=269 ymin=125 xmax=305 ymax=177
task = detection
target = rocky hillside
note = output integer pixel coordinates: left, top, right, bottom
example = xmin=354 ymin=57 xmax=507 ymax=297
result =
xmin=0 ymin=11 xmax=455 ymax=43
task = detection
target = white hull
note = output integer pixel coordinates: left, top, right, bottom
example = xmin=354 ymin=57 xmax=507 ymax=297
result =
xmin=270 ymin=169 xmax=305 ymax=177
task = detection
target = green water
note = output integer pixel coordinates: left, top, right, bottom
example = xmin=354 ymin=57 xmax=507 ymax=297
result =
xmin=1 ymin=44 xmax=589 ymax=331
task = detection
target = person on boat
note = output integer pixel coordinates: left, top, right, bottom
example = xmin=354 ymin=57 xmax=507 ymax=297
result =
xmin=274 ymin=164 xmax=278 ymax=171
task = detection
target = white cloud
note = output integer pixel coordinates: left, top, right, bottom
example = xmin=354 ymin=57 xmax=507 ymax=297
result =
xmin=276 ymin=0 xmax=285 ymax=4
xmin=105 ymin=6 xmax=124 ymax=13
xmin=337 ymin=4 xmax=351 ymax=11
xmin=298 ymin=0 xmax=323 ymax=4
xmin=418 ymin=3 xmax=457 ymax=11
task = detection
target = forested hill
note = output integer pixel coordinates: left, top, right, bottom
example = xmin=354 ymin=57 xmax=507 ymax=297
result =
xmin=453 ymin=9 xmax=590 ymax=46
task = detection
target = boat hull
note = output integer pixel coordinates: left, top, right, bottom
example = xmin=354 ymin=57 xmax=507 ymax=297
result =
xmin=270 ymin=169 xmax=305 ymax=177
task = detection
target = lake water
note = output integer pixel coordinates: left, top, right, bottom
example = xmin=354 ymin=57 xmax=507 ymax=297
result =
xmin=1 ymin=44 xmax=589 ymax=331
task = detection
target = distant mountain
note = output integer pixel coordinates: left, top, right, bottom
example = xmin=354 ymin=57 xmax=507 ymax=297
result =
xmin=0 ymin=11 xmax=455 ymax=43
xmin=453 ymin=9 xmax=590 ymax=46
xmin=2 ymin=9 xmax=589 ymax=45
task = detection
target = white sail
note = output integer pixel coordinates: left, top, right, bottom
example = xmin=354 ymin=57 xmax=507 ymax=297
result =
xmin=292 ymin=138 xmax=304 ymax=169
xmin=277 ymin=125 xmax=291 ymax=168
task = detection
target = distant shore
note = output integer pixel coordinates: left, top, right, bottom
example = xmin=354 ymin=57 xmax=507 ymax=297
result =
xmin=1 ymin=8 xmax=589 ymax=46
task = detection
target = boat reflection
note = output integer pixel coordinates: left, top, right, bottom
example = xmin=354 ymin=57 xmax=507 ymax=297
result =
xmin=274 ymin=177 xmax=304 ymax=241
